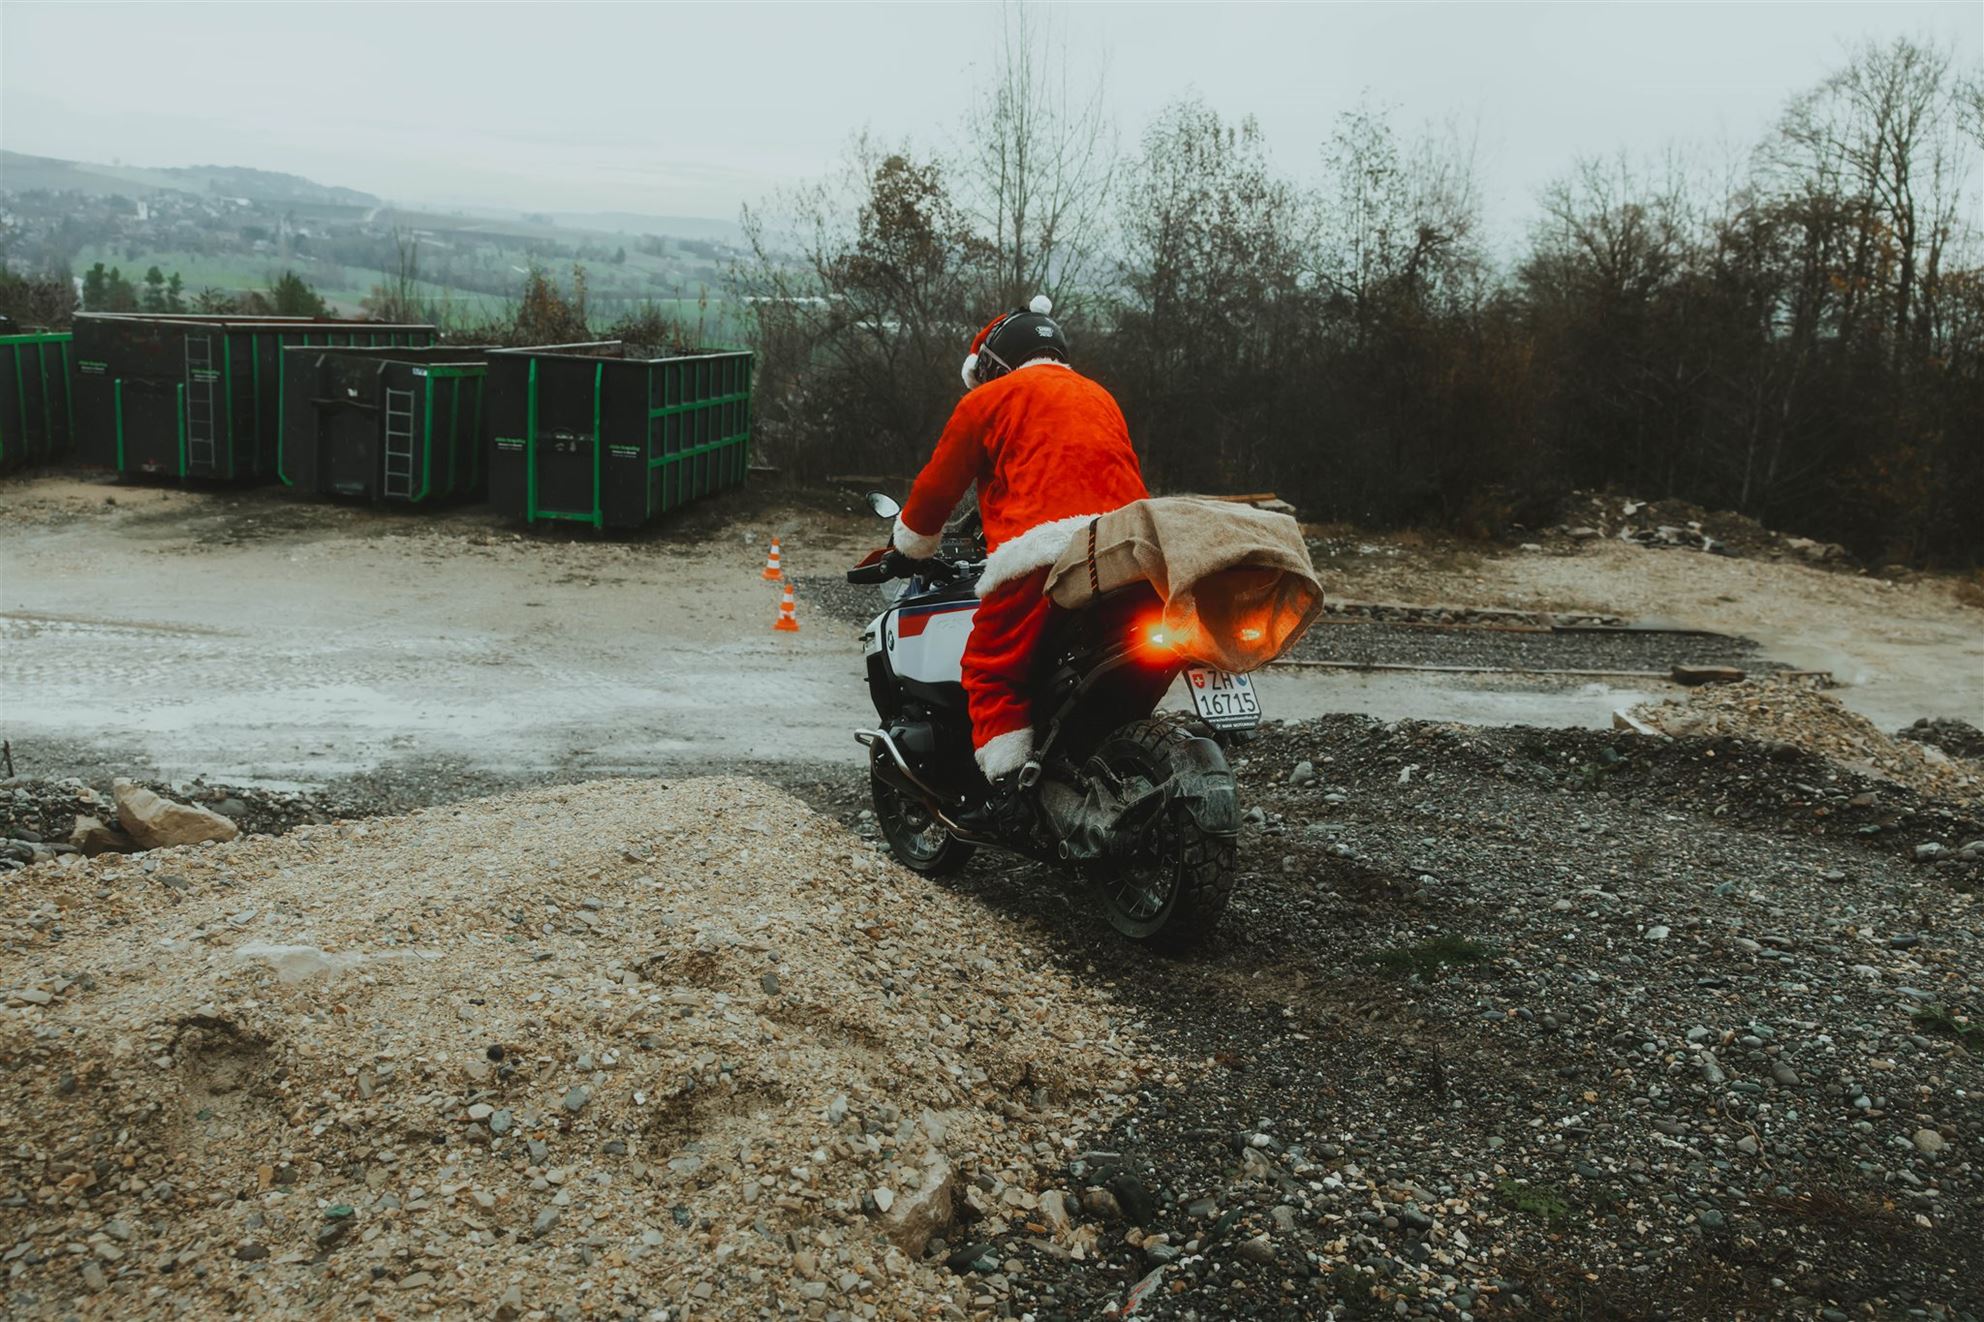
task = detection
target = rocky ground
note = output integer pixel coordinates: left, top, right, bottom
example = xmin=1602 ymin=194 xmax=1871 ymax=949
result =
xmin=0 ymin=778 xmax=1153 ymax=1320
xmin=6 ymin=474 xmax=1982 ymax=1318
xmin=8 ymin=717 xmax=1979 ymax=1319
xmin=1 ymin=763 xmax=534 ymax=865
xmin=790 ymin=718 xmax=1984 ymax=1321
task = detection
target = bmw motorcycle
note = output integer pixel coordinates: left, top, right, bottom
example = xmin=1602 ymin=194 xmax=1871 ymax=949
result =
xmin=847 ymin=493 xmax=1262 ymax=947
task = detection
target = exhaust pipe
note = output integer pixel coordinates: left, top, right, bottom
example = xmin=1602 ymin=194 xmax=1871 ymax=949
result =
xmin=854 ymin=728 xmax=978 ymax=835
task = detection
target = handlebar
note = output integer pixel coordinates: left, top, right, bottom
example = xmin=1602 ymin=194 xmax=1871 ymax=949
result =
xmin=846 ymin=549 xmax=969 ymax=586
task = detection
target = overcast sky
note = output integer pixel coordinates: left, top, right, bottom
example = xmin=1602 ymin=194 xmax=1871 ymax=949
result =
xmin=3 ymin=1 xmax=1978 ymax=243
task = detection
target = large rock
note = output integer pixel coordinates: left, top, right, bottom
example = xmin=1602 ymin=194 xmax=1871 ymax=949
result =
xmin=69 ymin=815 xmax=135 ymax=857
xmin=112 ymin=779 xmax=240 ymax=850
xmin=880 ymin=1156 xmax=956 ymax=1254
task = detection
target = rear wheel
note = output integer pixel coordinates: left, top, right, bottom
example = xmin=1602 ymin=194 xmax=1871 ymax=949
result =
xmin=871 ymin=763 xmax=977 ymax=875
xmin=1087 ymin=715 xmax=1238 ymax=949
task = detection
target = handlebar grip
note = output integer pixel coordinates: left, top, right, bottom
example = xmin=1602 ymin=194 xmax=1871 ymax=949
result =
xmin=846 ymin=561 xmax=893 ymax=585
xmin=913 ymin=557 xmax=957 ymax=583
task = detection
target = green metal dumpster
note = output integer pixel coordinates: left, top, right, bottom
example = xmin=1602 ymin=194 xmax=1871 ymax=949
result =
xmin=485 ymin=340 xmax=753 ymax=529
xmin=279 ymin=345 xmax=488 ymax=503
xmin=72 ymin=313 xmax=437 ymax=481
xmin=0 ymin=330 xmax=75 ymax=474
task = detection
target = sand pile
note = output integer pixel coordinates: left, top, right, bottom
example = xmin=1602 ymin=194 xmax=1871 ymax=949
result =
xmin=0 ymin=777 xmax=1153 ymax=1318
xmin=1633 ymin=679 xmax=1984 ymax=809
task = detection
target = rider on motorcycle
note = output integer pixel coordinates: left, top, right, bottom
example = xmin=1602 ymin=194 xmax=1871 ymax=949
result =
xmin=890 ymin=296 xmax=1149 ymax=823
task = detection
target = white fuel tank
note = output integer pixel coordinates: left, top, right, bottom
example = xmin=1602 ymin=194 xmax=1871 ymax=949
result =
xmin=885 ymin=597 xmax=978 ymax=685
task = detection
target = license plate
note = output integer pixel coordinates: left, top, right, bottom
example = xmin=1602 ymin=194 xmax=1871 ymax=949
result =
xmin=1185 ymin=667 xmax=1262 ymax=730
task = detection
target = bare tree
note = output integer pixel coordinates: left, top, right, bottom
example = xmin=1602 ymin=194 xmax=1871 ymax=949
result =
xmin=959 ymin=1 xmax=1116 ymax=311
xmin=1314 ymin=103 xmax=1487 ymax=325
xmin=363 ymin=227 xmax=423 ymax=323
xmin=1109 ymin=99 xmax=1314 ymax=490
xmin=1771 ymin=36 xmax=1970 ymax=348
xmin=1527 ymin=152 xmax=1694 ymax=308
xmin=736 ymin=136 xmax=995 ymax=477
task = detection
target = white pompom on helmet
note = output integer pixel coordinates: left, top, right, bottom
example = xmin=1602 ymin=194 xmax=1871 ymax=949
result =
xmin=961 ymin=294 xmax=1066 ymax=390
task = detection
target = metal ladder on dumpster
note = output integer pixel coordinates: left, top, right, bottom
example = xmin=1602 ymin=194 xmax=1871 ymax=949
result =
xmin=184 ymin=335 xmax=218 ymax=473
xmin=383 ymin=387 xmax=415 ymax=499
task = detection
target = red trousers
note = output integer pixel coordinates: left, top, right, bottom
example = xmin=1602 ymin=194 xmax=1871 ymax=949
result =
xmin=962 ymin=567 xmax=1054 ymax=778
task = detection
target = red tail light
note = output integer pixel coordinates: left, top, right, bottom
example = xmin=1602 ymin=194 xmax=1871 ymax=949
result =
xmin=1136 ymin=616 xmax=1182 ymax=659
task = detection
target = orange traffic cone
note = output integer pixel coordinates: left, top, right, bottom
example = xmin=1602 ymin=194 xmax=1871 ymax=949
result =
xmin=773 ymin=583 xmax=800 ymax=632
xmin=762 ymin=537 xmax=785 ymax=581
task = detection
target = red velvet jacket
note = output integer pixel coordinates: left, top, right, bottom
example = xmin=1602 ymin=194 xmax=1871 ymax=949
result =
xmin=892 ymin=362 xmax=1148 ymax=597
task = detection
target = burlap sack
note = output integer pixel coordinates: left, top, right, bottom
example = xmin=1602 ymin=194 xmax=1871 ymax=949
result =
xmin=1043 ymin=497 xmax=1324 ymax=672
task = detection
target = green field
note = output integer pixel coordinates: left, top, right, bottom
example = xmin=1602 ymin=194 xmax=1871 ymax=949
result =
xmin=72 ymin=246 xmax=514 ymax=319
xmin=71 ymin=246 xmax=744 ymax=339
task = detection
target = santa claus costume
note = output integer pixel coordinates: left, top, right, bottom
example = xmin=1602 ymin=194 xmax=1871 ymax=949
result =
xmin=891 ymin=298 xmax=1149 ymax=781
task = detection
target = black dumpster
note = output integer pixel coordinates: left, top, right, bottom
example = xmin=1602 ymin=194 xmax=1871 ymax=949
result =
xmin=486 ymin=340 xmax=753 ymax=529
xmin=0 ymin=331 xmax=74 ymax=474
xmin=279 ymin=345 xmax=488 ymax=503
xmin=71 ymin=313 xmax=436 ymax=481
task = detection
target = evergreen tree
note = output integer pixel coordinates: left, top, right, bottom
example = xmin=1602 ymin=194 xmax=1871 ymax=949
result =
xmin=267 ymin=270 xmax=329 ymax=317
xmin=103 ymin=266 xmax=139 ymax=311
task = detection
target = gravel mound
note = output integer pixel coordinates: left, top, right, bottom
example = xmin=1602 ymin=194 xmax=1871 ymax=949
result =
xmin=1633 ymin=679 xmax=1984 ymax=811
xmin=1544 ymin=492 xmax=1854 ymax=566
xmin=0 ymin=777 xmax=1149 ymax=1318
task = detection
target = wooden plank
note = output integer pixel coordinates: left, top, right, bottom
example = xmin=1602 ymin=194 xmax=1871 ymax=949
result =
xmin=1265 ymin=657 xmax=1833 ymax=685
xmin=1267 ymin=658 xmax=1674 ymax=680
xmin=1670 ymin=664 xmax=1746 ymax=686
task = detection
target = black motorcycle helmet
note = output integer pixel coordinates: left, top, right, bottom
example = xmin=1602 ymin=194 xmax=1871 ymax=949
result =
xmin=962 ymin=294 xmax=1070 ymax=389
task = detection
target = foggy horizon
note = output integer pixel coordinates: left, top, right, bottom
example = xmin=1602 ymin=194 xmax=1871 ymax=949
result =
xmin=4 ymin=0 xmax=1977 ymax=247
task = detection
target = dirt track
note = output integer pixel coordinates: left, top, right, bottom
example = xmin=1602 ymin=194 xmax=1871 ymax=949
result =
xmin=5 ymin=473 xmax=1977 ymax=800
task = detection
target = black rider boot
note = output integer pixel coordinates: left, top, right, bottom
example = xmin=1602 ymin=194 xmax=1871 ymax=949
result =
xmin=953 ymin=767 xmax=1034 ymax=837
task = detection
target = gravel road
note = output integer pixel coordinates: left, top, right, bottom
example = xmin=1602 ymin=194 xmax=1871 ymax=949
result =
xmin=792 ymin=718 xmax=1984 ymax=1320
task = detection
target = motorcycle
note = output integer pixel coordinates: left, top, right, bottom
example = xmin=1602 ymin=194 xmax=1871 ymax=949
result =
xmin=846 ymin=492 xmax=1262 ymax=947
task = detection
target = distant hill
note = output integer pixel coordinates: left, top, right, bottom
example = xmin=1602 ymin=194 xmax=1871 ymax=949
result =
xmin=159 ymin=164 xmax=380 ymax=207
xmin=0 ymin=151 xmax=380 ymax=207
xmin=0 ymin=151 xmax=740 ymax=243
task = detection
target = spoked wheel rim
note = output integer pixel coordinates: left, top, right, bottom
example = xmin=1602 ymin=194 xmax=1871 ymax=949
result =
xmin=888 ymin=786 xmax=948 ymax=861
xmin=1094 ymin=814 xmax=1182 ymax=936
xmin=883 ymin=784 xmax=952 ymax=863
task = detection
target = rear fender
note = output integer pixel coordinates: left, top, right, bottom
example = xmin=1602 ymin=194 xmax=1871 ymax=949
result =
xmin=1042 ymin=732 xmax=1238 ymax=862
xmin=1161 ymin=734 xmax=1241 ymax=838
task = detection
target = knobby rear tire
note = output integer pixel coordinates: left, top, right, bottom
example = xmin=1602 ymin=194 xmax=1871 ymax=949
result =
xmin=1090 ymin=714 xmax=1239 ymax=949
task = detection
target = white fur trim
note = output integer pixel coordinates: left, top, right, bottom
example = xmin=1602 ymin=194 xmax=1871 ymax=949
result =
xmin=892 ymin=516 xmax=942 ymax=559
xmin=960 ymin=352 xmax=978 ymax=390
xmin=1016 ymin=358 xmax=1068 ymax=372
xmin=1029 ymin=293 xmax=1052 ymax=315
xmin=975 ymin=727 xmax=1034 ymax=780
xmin=974 ymin=511 xmax=1112 ymax=599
